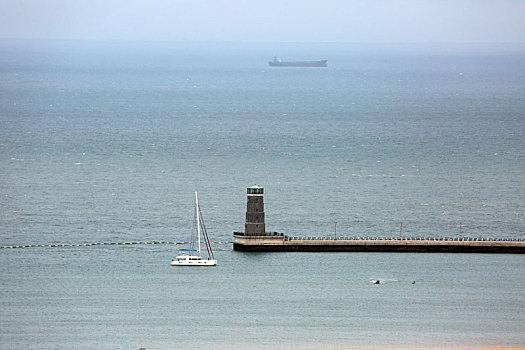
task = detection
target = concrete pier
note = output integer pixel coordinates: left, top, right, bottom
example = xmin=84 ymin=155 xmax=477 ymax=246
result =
xmin=234 ymin=186 xmax=524 ymax=253
xmin=233 ymin=233 xmax=525 ymax=253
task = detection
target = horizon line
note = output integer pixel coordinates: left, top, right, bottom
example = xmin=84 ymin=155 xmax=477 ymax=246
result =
xmin=1 ymin=37 xmax=525 ymax=46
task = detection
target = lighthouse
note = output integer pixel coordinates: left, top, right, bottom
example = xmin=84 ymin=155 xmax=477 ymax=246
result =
xmin=245 ymin=185 xmax=265 ymax=236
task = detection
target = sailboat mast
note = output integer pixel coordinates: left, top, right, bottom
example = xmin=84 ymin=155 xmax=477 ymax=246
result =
xmin=195 ymin=191 xmax=201 ymax=255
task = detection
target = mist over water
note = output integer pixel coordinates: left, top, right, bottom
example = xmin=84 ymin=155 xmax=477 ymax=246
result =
xmin=1 ymin=40 xmax=524 ymax=349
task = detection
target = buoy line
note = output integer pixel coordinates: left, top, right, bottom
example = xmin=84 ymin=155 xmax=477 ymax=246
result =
xmin=0 ymin=241 xmax=232 ymax=249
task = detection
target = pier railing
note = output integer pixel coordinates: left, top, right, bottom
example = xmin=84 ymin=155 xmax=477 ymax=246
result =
xmin=284 ymin=236 xmax=524 ymax=242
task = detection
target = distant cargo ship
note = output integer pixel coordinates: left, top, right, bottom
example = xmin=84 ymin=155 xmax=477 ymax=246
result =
xmin=269 ymin=56 xmax=327 ymax=67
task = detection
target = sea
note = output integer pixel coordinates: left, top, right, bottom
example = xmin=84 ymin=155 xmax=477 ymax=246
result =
xmin=0 ymin=39 xmax=524 ymax=349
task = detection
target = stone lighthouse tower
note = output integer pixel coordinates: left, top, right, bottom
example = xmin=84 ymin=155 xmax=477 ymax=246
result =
xmin=245 ymin=185 xmax=265 ymax=236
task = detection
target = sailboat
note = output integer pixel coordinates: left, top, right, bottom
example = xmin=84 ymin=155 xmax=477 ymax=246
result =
xmin=170 ymin=192 xmax=217 ymax=266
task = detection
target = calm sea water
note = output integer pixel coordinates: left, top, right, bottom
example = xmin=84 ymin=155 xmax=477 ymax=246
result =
xmin=1 ymin=40 xmax=524 ymax=349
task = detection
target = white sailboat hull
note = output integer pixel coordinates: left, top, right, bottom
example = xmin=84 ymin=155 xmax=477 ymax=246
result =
xmin=170 ymin=259 xmax=217 ymax=266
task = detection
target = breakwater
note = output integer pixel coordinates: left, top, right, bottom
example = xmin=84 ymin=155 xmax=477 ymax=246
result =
xmin=233 ymin=233 xmax=525 ymax=253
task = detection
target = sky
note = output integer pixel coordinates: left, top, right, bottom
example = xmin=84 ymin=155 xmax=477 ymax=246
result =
xmin=0 ymin=0 xmax=524 ymax=43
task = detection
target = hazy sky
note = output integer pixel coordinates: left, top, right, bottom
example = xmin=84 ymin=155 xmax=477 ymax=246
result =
xmin=0 ymin=0 xmax=524 ymax=43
